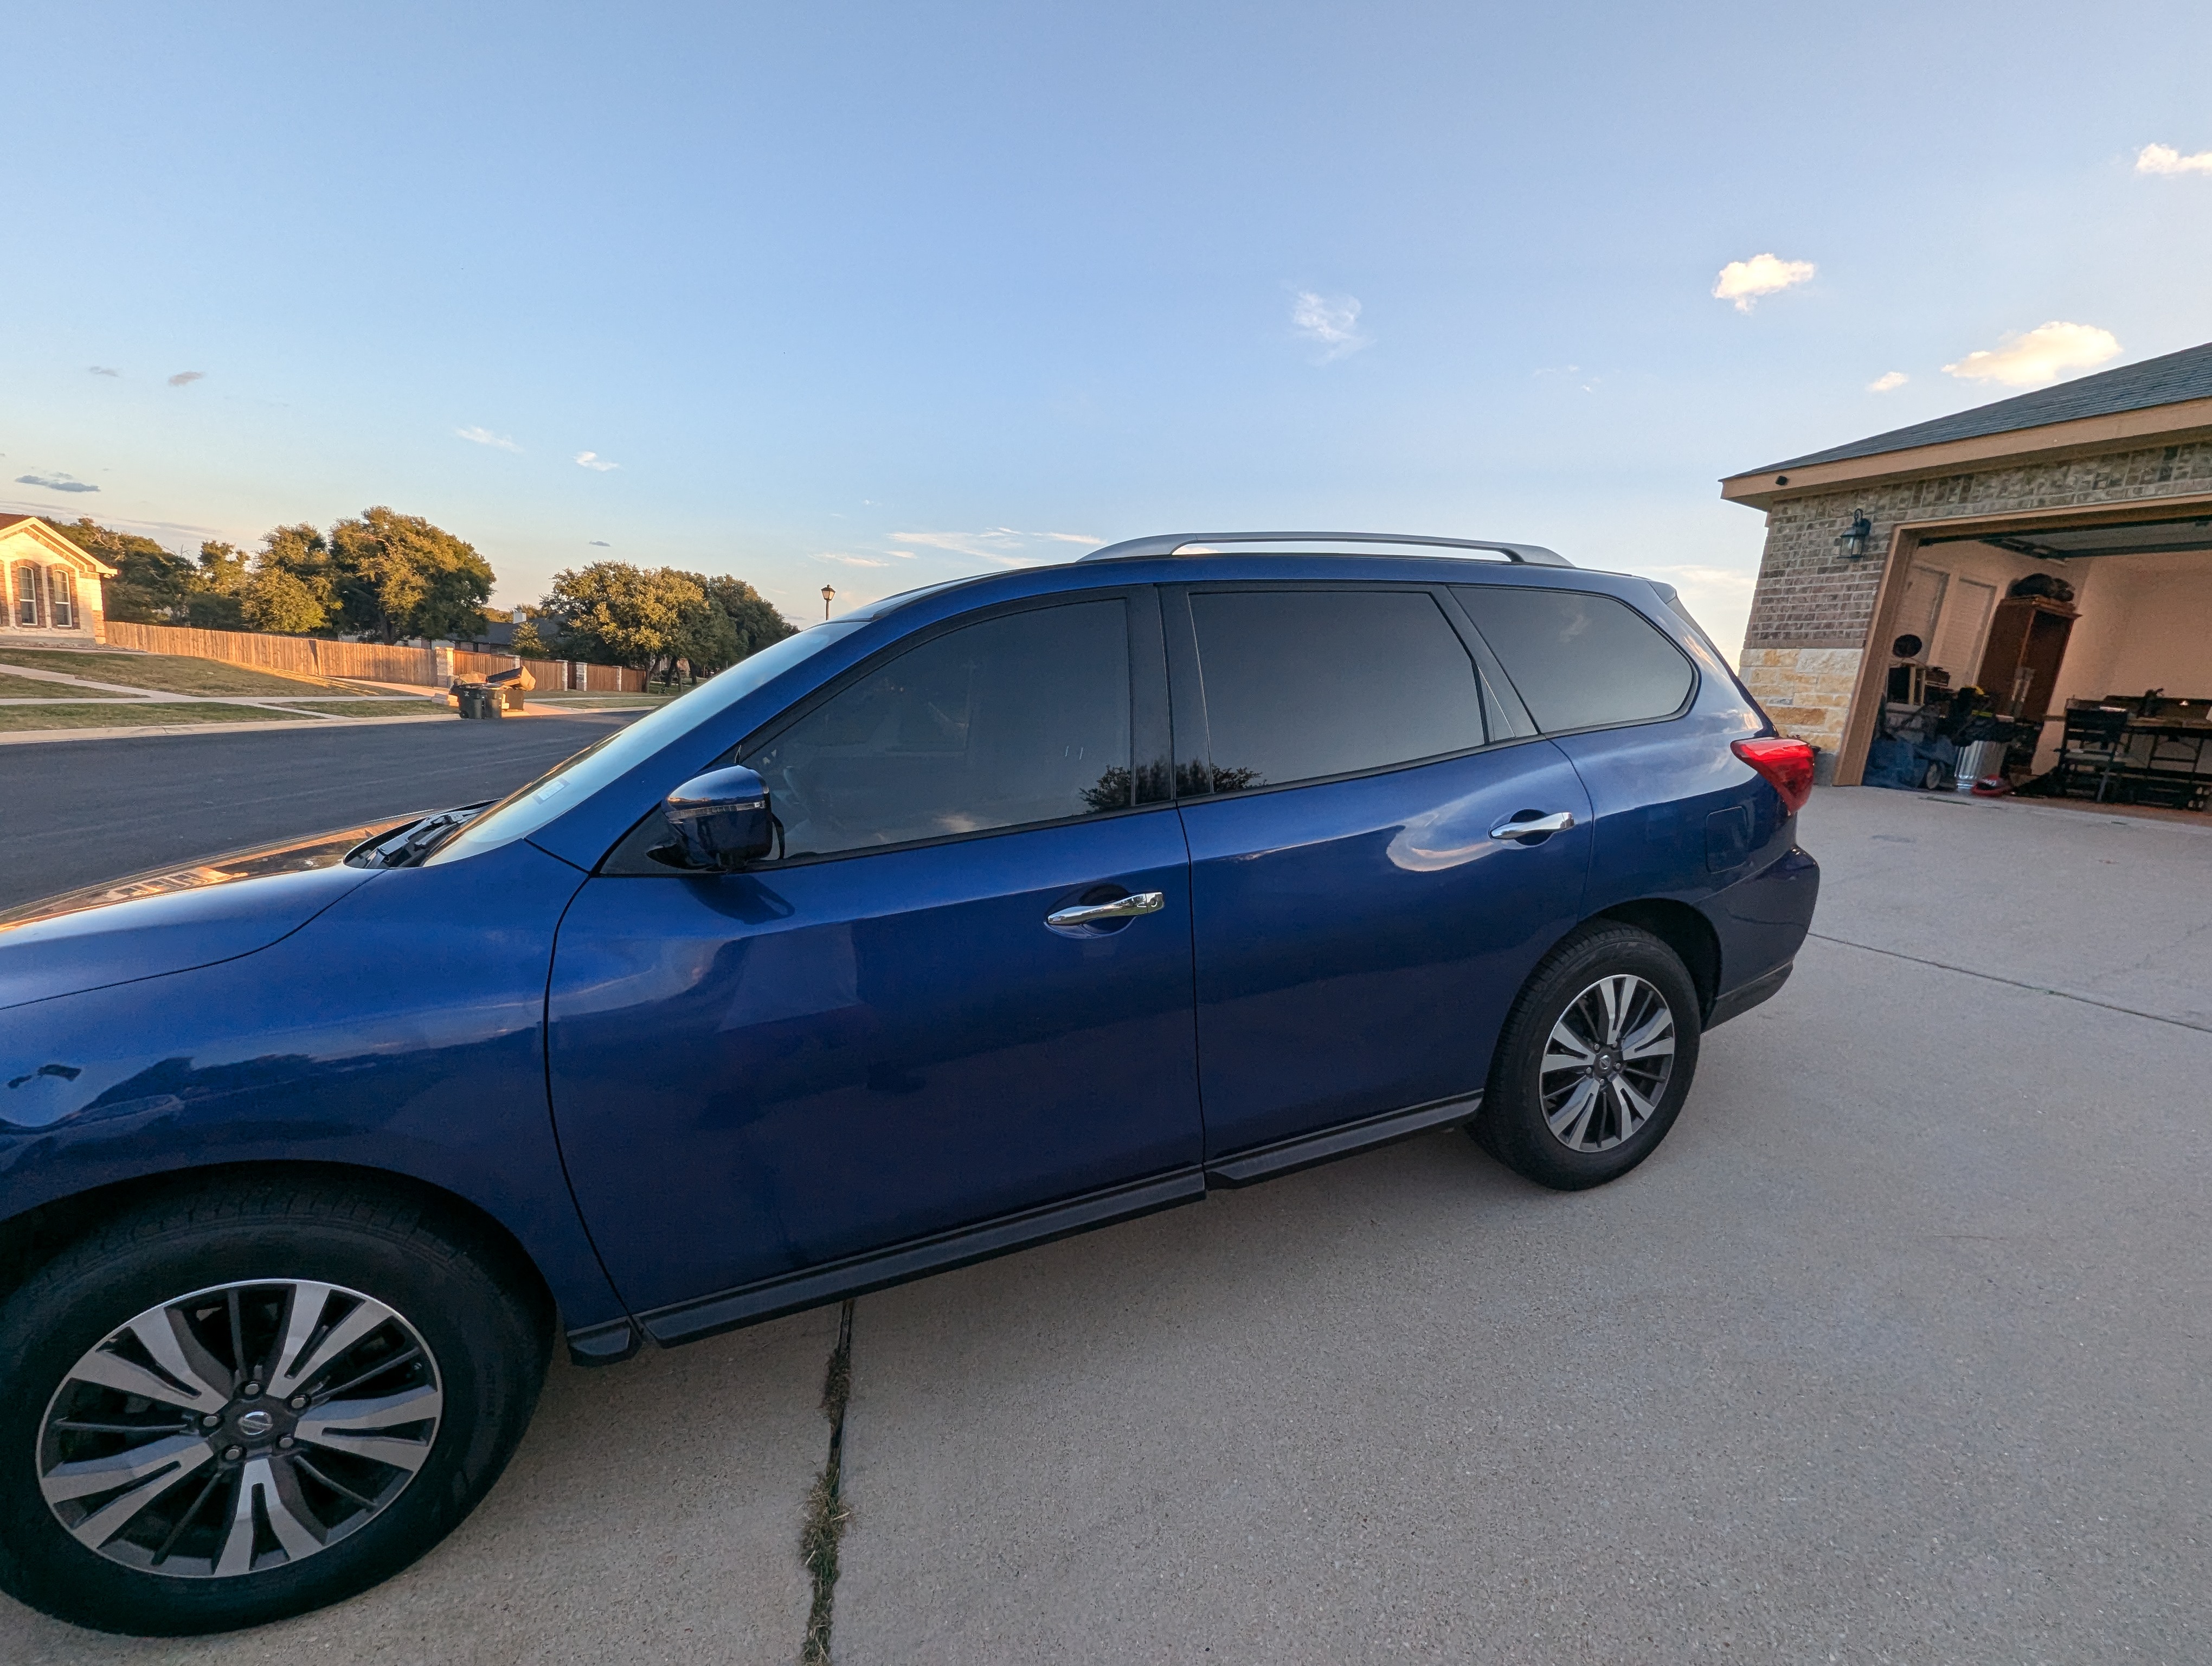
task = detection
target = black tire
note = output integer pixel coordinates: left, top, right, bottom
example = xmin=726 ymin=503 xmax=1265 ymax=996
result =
xmin=0 ymin=1177 xmax=550 ymax=1636
xmin=1471 ymin=923 xmax=1702 ymax=1191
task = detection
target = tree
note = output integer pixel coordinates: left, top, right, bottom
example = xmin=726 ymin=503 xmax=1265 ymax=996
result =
xmin=183 ymin=541 xmax=250 ymax=628
xmin=241 ymin=568 xmax=329 ymax=634
xmin=676 ymin=573 xmax=798 ymax=676
xmin=196 ymin=540 xmax=250 ymax=595
xmin=48 ymin=517 xmax=197 ymax=623
xmin=539 ymin=562 xmax=710 ymax=683
xmin=326 ymin=508 xmax=495 ymax=642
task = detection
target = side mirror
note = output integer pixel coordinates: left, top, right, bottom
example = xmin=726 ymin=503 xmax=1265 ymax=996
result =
xmin=657 ymin=766 xmax=776 ymax=871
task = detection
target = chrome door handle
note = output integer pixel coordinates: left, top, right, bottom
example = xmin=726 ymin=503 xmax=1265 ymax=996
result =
xmin=1045 ymin=891 xmax=1165 ymax=928
xmin=1489 ymin=810 xmax=1576 ymax=840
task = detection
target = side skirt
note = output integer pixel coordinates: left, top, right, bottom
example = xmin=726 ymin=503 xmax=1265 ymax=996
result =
xmin=1203 ymin=1090 xmax=1483 ymax=1187
xmin=632 ymin=1168 xmax=1205 ymax=1349
xmin=568 ymin=1090 xmax=1489 ymax=1360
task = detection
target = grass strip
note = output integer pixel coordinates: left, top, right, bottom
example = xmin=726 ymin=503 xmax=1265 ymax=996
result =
xmin=800 ymin=1300 xmax=856 ymax=1666
xmin=253 ymin=701 xmax=448 ymax=719
xmin=0 ymin=703 xmax=308 ymax=731
xmin=0 ymin=671 xmax=107 ymax=700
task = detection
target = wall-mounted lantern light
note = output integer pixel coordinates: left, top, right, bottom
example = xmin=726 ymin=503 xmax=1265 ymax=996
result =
xmin=1835 ymin=510 xmax=1874 ymax=561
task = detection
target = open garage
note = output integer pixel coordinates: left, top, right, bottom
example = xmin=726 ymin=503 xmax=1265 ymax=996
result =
xmin=1727 ymin=341 xmax=2212 ymax=810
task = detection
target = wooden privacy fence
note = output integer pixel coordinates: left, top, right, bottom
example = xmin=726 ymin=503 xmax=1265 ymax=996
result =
xmin=102 ymin=621 xmax=646 ymax=693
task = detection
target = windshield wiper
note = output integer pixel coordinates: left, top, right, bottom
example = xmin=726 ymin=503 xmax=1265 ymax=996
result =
xmin=347 ymin=802 xmax=494 ymax=869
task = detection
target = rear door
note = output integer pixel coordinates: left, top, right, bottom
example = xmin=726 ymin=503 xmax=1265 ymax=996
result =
xmin=1170 ymin=582 xmax=1594 ymax=1165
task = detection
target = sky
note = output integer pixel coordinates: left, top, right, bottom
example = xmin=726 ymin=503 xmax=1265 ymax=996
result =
xmin=5 ymin=1 xmax=2211 ymax=655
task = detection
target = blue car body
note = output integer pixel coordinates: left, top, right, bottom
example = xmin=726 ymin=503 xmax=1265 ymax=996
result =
xmin=0 ymin=552 xmax=1817 ymax=1364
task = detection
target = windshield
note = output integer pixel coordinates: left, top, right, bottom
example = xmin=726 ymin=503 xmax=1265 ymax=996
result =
xmin=428 ymin=623 xmax=863 ymax=863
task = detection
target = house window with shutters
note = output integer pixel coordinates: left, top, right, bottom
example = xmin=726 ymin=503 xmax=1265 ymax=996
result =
xmin=48 ymin=567 xmax=76 ymax=629
xmin=11 ymin=562 xmax=41 ymax=628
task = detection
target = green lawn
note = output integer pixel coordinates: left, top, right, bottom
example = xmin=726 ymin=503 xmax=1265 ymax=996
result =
xmin=0 ymin=703 xmax=303 ymax=731
xmin=0 ymin=671 xmax=110 ymax=700
xmin=0 ymin=648 xmax=372 ymax=697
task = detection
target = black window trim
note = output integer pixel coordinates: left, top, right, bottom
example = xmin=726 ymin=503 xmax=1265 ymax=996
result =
xmin=599 ymin=585 xmax=1171 ymax=875
xmin=1162 ymin=579 xmax=1549 ymax=806
xmin=1445 ymin=581 xmax=1702 ymax=741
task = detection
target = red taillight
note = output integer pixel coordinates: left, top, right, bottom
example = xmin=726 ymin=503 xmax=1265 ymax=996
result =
xmin=1732 ymin=736 xmax=1816 ymax=815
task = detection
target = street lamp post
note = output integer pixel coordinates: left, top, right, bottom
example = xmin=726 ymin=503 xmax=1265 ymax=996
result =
xmin=821 ymin=584 xmax=835 ymax=620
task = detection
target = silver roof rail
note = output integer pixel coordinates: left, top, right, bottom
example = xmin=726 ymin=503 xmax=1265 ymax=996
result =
xmin=1078 ymin=530 xmax=1572 ymax=567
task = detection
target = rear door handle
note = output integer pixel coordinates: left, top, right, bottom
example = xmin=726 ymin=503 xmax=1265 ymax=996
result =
xmin=1489 ymin=810 xmax=1576 ymax=840
xmin=1045 ymin=892 xmax=1165 ymax=928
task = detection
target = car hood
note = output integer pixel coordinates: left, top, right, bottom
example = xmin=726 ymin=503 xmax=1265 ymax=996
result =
xmin=0 ymin=818 xmax=422 ymax=1012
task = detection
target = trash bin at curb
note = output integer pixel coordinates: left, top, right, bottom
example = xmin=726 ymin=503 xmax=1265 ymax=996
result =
xmin=484 ymin=663 xmax=535 ymax=712
xmin=454 ymin=682 xmax=503 ymax=720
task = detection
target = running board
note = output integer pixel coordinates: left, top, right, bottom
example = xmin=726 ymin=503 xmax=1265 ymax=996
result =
xmin=1204 ymin=1091 xmax=1484 ymax=1187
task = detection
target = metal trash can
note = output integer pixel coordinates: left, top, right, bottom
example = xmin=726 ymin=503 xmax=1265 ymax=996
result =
xmin=1954 ymin=738 xmax=2008 ymax=790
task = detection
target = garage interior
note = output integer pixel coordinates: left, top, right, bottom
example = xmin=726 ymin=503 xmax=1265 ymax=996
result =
xmin=1863 ymin=511 xmax=2212 ymax=809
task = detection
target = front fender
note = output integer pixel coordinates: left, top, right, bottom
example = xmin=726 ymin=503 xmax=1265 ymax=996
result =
xmin=0 ymin=838 xmax=628 ymax=1335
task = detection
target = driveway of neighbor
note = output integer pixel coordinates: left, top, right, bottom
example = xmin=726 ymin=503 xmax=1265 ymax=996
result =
xmin=0 ymin=787 xmax=2205 ymax=1662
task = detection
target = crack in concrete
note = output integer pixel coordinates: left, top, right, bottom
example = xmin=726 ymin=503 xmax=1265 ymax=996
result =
xmin=1808 ymin=931 xmax=2212 ymax=1036
xmin=799 ymin=1300 xmax=856 ymax=1665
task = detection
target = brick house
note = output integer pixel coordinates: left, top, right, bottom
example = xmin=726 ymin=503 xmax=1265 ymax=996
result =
xmin=1725 ymin=342 xmax=2212 ymax=787
xmin=1 ymin=516 xmax=114 ymax=646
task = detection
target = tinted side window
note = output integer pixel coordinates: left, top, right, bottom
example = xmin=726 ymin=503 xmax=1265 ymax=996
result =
xmin=745 ymin=600 xmax=1131 ymax=858
xmin=1453 ymin=586 xmax=1694 ymax=733
xmin=1188 ymin=589 xmax=1484 ymax=792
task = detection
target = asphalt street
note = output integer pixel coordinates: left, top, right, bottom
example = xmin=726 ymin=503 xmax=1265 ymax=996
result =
xmin=1 ymin=786 xmax=2207 ymax=1663
xmin=0 ymin=713 xmax=637 ymax=908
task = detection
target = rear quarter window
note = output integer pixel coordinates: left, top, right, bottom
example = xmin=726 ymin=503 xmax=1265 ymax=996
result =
xmin=1453 ymin=586 xmax=1694 ymax=733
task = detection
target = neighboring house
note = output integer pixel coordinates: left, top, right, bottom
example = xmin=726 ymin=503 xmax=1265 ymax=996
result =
xmin=1 ymin=516 xmax=115 ymax=646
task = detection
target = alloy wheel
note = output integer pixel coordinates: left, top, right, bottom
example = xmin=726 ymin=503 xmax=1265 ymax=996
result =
xmin=1538 ymin=972 xmax=1678 ymax=1153
xmin=36 ymin=1280 xmax=442 ymax=1579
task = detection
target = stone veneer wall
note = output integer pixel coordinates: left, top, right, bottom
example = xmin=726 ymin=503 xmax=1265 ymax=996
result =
xmin=1736 ymin=646 xmax=1862 ymax=753
xmin=1736 ymin=436 xmax=2212 ymax=753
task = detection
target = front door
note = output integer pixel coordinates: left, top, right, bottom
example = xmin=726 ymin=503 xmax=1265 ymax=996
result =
xmin=548 ymin=592 xmax=1199 ymax=1327
xmin=1168 ymin=584 xmax=1594 ymax=1159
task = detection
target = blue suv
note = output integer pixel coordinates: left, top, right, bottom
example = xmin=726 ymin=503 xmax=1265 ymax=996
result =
xmin=0 ymin=533 xmax=1817 ymax=1633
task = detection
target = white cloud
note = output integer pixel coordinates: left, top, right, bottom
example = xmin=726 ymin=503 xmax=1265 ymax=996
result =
xmin=167 ymin=370 xmax=205 ymax=387
xmin=813 ymin=553 xmax=891 ymax=568
xmin=1943 ymin=322 xmax=2121 ymax=387
xmin=1867 ymin=370 xmax=1909 ymax=393
xmin=1712 ymin=253 xmax=1815 ymax=312
xmin=2137 ymin=143 xmax=2212 ymax=176
xmin=574 ymin=451 xmax=620 ymax=471
xmin=888 ymin=528 xmax=1097 ymax=566
xmin=1289 ymin=290 xmax=1369 ymax=360
xmin=15 ymin=471 xmax=98 ymax=494
xmin=456 ymin=426 xmax=522 ymax=452
xmin=88 ymin=366 xmax=120 ymax=377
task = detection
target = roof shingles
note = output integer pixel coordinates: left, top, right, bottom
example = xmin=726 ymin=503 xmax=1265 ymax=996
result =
xmin=1759 ymin=340 xmax=2212 ymax=473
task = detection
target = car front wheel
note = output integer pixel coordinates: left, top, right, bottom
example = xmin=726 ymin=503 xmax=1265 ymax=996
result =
xmin=1472 ymin=922 xmax=1702 ymax=1190
xmin=0 ymin=1179 xmax=548 ymax=1636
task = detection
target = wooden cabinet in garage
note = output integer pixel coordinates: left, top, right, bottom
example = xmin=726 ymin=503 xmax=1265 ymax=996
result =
xmin=1976 ymin=595 xmax=2077 ymax=725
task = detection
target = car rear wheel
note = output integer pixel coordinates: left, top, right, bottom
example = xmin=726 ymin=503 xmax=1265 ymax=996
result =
xmin=0 ymin=1179 xmax=549 ymax=1636
xmin=1472 ymin=923 xmax=1702 ymax=1190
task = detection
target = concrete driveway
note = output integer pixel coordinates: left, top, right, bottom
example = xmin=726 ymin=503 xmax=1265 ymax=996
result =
xmin=3 ymin=787 xmax=2207 ymax=1662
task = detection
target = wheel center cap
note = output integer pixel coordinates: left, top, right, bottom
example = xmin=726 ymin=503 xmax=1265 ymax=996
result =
xmin=234 ymin=1409 xmax=275 ymax=1438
